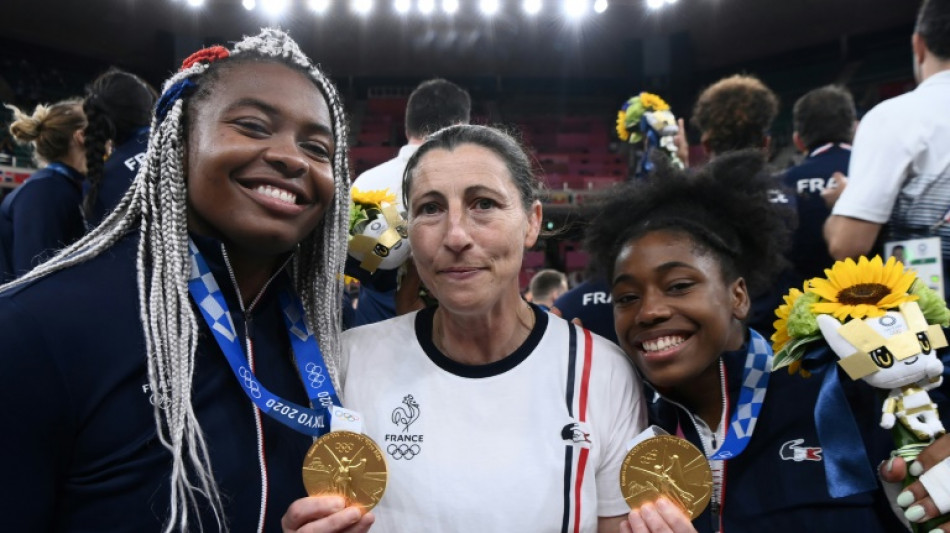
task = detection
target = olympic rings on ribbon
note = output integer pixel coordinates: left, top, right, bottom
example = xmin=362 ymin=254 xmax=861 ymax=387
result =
xmin=238 ymin=366 xmax=262 ymax=398
xmin=304 ymin=361 xmax=326 ymax=388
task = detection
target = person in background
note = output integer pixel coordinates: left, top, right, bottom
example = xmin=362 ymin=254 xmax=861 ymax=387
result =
xmin=779 ymin=85 xmax=856 ymax=282
xmin=551 ymin=276 xmax=618 ymax=343
xmin=528 ymin=267 xmax=568 ymax=311
xmin=0 ymin=29 xmax=368 ymax=532
xmin=824 ymin=0 xmax=950 ymax=300
xmin=350 ymin=78 xmax=471 ymax=326
xmin=688 ymin=73 xmax=795 ymax=338
xmin=0 ymin=98 xmax=87 ymax=282
xmin=586 ymin=150 xmax=907 ymax=532
xmin=82 ymin=67 xmax=157 ymax=227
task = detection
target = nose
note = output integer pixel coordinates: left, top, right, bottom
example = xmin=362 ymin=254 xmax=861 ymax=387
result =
xmin=636 ymin=291 xmax=671 ymax=325
xmin=442 ymin=207 xmax=473 ymax=253
xmin=263 ymin=134 xmax=308 ymax=178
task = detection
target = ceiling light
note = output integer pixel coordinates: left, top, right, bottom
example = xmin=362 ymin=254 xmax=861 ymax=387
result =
xmin=442 ymin=0 xmax=459 ymax=14
xmin=242 ymin=0 xmax=256 ymax=9
xmin=593 ymin=0 xmax=607 ymax=12
xmin=419 ymin=0 xmax=435 ymax=14
xmin=395 ymin=0 xmax=411 ymax=13
xmin=564 ymin=0 xmax=587 ymax=18
xmin=479 ymin=0 xmax=499 ymax=15
xmin=308 ymin=0 xmax=331 ymax=12
xmin=186 ymin=0 xmax=204 ymax=7
xmin=523 ymin=0 xmax=541 ymax=15
xmin=646 ymin=0 xmax=663 ymax=8
xmin=353 ymin=0 xmax=374 ymax=14
xmin=261 ymin=0 xmax=289 ymax=15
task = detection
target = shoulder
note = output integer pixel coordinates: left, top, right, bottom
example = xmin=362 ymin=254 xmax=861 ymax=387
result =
xmin=342 ymin=311 xmax=419 ymax=354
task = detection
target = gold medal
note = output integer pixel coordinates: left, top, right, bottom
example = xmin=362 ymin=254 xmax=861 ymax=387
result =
xmin=302 ymin=431 xmax=388 ymax=511
xmin=620 ymin=435 xmax=712 ymax=519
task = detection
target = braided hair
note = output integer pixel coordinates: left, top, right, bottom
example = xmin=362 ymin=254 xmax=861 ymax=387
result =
xmin=585 ymin=149 xmax=789 ymax=297
xmin=82 ymin=68 xmax=157 ymax=222
xmin=0 ymin=28 xmax=351 ymax=532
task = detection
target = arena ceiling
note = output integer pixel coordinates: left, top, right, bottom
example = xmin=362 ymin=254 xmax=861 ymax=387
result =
xmin=4 ymin=0 xmax=919 ymax=80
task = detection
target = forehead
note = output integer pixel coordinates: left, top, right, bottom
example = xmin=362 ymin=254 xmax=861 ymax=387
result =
xmin=197 ymin=61 xmax=330 ymax=125
xmin=615 ymin=230 xmax=717 ymax=274
xmin=410 ymin=144 xmax=515 ymax=196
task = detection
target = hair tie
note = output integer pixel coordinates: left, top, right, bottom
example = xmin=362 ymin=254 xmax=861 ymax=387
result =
xmin=181 ymin=45 xmax=230 ymax=71
xmin=155 ymin=78 xmax=197 ymax=122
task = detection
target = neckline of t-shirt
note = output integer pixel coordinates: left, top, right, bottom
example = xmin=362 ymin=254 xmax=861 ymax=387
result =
xmin=415 ymin=303 xmax=548 ymax=378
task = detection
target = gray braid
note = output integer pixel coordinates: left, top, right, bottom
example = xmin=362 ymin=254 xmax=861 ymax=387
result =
xmin=0 ymin=28 xmax=350 ymax=532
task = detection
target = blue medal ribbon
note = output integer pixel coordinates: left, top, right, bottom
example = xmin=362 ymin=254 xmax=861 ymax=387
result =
xmin=187 ymin=239 xmax=338 ymax=436
xmin=801 ymin=344 xmax=878 ymax=498
xmin=708 ymin=329 xmax=773 ymax=460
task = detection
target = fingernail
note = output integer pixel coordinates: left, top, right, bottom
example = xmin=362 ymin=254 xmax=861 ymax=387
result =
xmin=886 ymin=458 xmax=895 ymax=474
xmin=930 ymin=529 xmax=944 ymax=533
xmin=897 ymin=491 xmax=915 ymax=508
xmin=904 ymin=504 xmax=927 ymax=523
xmin=910 ymin=461 xmax=925 ymax=477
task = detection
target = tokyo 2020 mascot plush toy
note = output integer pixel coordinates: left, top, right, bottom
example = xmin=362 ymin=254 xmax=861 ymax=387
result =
xmin=773 ymin=255 xmax=950 ymax=531
xmin=348 ymin=188 xmax=410 ymax=274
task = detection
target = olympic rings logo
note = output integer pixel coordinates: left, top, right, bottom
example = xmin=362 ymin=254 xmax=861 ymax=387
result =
xmin=238 ymin=366 xmax=262 ymax=398
xmin=335 ymin=442 xmax=355 ymax=453
xmin=334 ymin=410 xmax=359 ymax=422
xmin=387 ymin=444 xmax=421 ymax=460
xmin=304 ymin=362 xmax=326 ymax=388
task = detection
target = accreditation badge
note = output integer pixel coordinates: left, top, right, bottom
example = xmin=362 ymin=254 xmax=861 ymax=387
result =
xmin=885 ymin=237 xmax=944 ymax=297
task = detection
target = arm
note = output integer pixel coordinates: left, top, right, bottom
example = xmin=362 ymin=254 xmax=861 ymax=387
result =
xmin=823 ymin=215 xmax=882 ymax=260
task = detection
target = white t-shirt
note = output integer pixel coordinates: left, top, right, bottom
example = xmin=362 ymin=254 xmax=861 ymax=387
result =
xmin=832 ymin=70 xmax=950 ymax=226
xmin=341 ymin=307 xmax=646 ymax=533
xmin=352 ymin=144 xmax=419 ymax=213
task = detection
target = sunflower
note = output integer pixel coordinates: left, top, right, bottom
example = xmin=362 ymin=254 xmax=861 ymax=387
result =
xmin=351 ymin=187 xmax=396 ymax=206
xmin=616 ymin=110 xmax=630 ymax=142
xmin=771 ymin=286 xmax=803 ymax=353
xmin=808 ymin=256 xmax=918 ymax=320
xmin=639 ymin=92 xmax=670 ymax=112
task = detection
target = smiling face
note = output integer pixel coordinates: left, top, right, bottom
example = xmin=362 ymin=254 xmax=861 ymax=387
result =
xmin=611 ymin=230 xmax=749 ymax=390
xmin=185 ymin=61 xmax=336 ymax=259
xmin=406 ymin=143 xmax=541 ymax=317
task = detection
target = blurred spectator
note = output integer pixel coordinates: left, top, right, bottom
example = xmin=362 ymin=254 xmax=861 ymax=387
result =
xmin=779 ymin=85 xmax=857 ymax=282
xmin=825 ymin=0 xmax=950 ymax=301
xmin=1 ymin=99 xmax=87 ymax=282
xmin=551 ymin=276 xmax=617 ymax=344
xmin=527 ymin=268 xmax=567 ymax=311
xmin=82 ymin=67 xmax=157 ymax=228
xmin=691 ymin=74 xmax=779 ymax=158
xmin=689 ymin=74 xmax=794 ymax=338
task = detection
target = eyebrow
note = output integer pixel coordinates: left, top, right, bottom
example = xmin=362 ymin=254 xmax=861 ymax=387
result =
xmin=612 ymin=261 xmax=697 ymax=288
xmin=226 ymin=97 xmax=333 ymax=137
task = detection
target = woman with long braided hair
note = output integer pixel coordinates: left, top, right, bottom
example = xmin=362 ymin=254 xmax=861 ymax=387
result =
xmin=82 ymin=67 xmax=156 ymax=228
xmin=0 ymin=29 xmax=365 ymax=533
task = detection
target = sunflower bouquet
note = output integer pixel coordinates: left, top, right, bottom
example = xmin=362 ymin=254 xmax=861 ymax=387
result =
xmin=773 ymin=255 xmax=950 ymax=528
xmin=348 ymin=187 xmax=409 ymax=274
xmin=615 ymin=92 xmax=684 ymax=171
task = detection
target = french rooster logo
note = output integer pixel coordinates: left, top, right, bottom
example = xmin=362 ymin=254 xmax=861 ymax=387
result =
xmin=391 ymin=394 xmax=420 ymax=432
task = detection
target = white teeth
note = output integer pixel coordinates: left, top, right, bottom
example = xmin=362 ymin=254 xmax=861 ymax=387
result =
xmin=642 ymin=335 xmax=686 ymax=353
xmin=254 ymin=185 xmax=297 ymax=205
